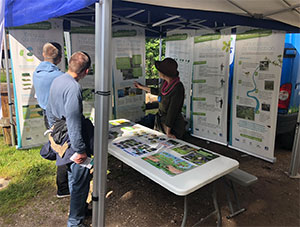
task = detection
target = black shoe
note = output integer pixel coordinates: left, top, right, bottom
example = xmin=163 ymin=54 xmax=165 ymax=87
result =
xmin=56 ymin=192 xmax=70 ymax=198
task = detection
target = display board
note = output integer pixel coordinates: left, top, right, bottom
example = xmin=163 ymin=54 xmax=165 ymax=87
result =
xmin=70 ymin=26 xmax=96 ymax=121
xmin=165 ymin=30 xmax=194 ymax=121
xmin=112 ymin=26 xmax=145 ymax=122
xmin=9 ymin=19 xmax=65 ymax=148
xmin=230 ymin=27 xmax=285 ymax=162
xmin=191 ymin=29 xmax=231 ymax=145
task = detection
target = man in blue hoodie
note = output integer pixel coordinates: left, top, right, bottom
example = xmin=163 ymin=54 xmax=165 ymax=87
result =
xmin=33 ymin=42 xmax=70 ymax=198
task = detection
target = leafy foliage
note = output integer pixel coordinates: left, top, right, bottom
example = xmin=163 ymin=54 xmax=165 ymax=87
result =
xmin=145 ymin=38 xmax=165 ymax=79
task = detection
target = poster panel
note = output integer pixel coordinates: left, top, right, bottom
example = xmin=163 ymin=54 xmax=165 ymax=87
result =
xmin=9 ymin=19 xmax=65 ymax=148
xmin=191 ymin=29 xmax=231 ymax=145
xmin=70 ymin=26 xmax=96 ymax=121
xmin=165 ymin=30 xmax=194 ymax=121
xmin=230 ymin=27 xmax=285 ymax=161
xmin=112 ymin=26 xmax=145 ymax=122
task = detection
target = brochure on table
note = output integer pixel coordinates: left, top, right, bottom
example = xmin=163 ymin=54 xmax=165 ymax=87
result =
xmin=112 ymin=26 xmax=145 ymax=122
xmin=230 ymin=27 xmax=285 ymax=162
xmin=70 ymin=26 xmax=96 ymax=121
xmin=109 ymin=119 xmax=219 ymax=176
xmin=165 ymin=30 xmax=195 ymax=120
xmin=9 ymin=19 xmax=65 ymax=148
xmin=191 ymin=29 xmax=231 ymax=145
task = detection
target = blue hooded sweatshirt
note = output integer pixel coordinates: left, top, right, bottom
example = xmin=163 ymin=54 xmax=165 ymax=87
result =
xmin=33 ymin=61 xmax=63 ymax=109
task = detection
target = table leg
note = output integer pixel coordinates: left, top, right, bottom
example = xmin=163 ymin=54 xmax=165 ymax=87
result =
xmin=181 ymin=195 xmax=188 ymax=227
xmin=212 ymin=182 xmax=222 ymax=227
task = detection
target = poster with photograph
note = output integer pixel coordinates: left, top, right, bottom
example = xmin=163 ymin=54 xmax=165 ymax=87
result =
xmin=165 ymin=30 xmax=194 ymax=120
xmin=142 ymin=151 xmax=195 ymax=176
xmin=112 ymin=26 xmax=145 ymax=122
xmin=191 ymin=29 xmax=231 ymax=145
xmin=230 ymin=27 xmax=285 ymax=161
xmin=70 ymin=26 xmax=96 ymax=121
xmin=9 ymin=19 xmax=65 ymax=148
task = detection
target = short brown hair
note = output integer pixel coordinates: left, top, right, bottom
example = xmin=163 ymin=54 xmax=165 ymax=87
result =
xmin=43 ymin=42 xmax=62 ymax=63
xmin=68 ymin=51 xmax=91 ymax=74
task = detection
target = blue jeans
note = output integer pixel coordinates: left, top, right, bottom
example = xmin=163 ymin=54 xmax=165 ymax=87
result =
xmin=67 ymin=163 xmax=91 ymax=227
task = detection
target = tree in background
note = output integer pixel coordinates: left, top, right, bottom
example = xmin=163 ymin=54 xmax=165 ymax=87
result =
xmin=145 ymin=38 xmax=165 ymax=79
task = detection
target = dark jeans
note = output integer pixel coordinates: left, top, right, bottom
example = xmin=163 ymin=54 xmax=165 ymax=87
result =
xmin=57 ymin=164 xmax=70 ymax=195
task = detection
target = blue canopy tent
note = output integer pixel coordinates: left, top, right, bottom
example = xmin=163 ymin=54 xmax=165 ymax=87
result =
xmin=3 ymin=0 xmax=300 ymax=226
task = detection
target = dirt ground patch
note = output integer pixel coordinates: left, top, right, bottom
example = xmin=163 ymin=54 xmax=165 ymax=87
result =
xmin=0 ymin=136 xmax=299 ymax=227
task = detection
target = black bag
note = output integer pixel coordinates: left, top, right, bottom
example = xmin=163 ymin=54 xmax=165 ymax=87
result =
xmin=40 ymin=142 xmax=56 ymax=161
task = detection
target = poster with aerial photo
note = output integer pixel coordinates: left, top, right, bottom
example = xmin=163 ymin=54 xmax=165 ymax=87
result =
xmin=230 ymin=27 xmax=285 ymax=162
xmin=70 ymin=26 xmax=96 ymax=121
xmin=142 ymin=151 xmax=195 ymax=176
xmin=181 ymin=149 xmax=219 ymax=165
xmin=165 ymin=30 xmax=195 ymax=120
xmin=9 ymin=19 xmax=65 ymax=148
xmin=191 ymin=29 xmax=231 ymax=145
xmin=112 ymin=26 xmax=145 ymax=122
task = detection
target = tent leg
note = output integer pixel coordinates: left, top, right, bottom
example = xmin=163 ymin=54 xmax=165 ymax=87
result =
xmin=92 ymin=0 xmax=112 ymax=227
xmin=3 ymin=30 xmax=16 ymax=146
xmin=289 ymin=106 xmax=300 ymax=178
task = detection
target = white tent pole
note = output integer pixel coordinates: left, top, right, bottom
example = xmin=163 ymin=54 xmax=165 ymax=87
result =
xmin=92 ymin=0 xmax=112 ymax=226
xmin=289 ymin=105 xmax=300 ymax=178
xmin=63 ymin=31 xmax=71 ymax=62
xmin=3 ymin=30 xmax=16 ymax=146
xmin=159 ymin=26 xmax=162 ymax=60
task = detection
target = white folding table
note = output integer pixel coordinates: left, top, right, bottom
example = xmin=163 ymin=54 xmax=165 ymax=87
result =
xmin=108 ymin=119 xmax=239 ymax=226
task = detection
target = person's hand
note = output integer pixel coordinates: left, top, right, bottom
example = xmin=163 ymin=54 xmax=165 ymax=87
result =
xmin=73 ymin=152 xmax=87 ymax=164
xmin=166 ymin=133 xmax=176 ymax=139
xmin=134 ymin=81 xmax=143 ymax=89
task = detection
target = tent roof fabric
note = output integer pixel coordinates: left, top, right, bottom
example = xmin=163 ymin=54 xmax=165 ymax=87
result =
xmin=5 ymin=0 xmax=300 ymax=35
xmin=126 ymin=0 xmax=300 ymax=29
xmin=5 ymin=0 xmax=96 ymax=27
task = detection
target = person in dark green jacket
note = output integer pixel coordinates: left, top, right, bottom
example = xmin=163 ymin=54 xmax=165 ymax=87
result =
xmin=134 ymin=58 xmax=186 ymax=139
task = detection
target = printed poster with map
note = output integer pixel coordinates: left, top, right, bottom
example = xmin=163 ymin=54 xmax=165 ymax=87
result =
xmin=230 ymin=27 xmax=285 ymax=161
xmin=142 ymin=151 xmax=195 ymax=176
xmin=9 ymin=19 xmax=65 ymax=148
xmin=112 ymin=26 xmax=145 ymax=121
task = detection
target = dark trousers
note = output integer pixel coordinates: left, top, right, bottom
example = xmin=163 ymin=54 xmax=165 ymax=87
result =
xmin=57 ymin=164 xmax=70 ymax=195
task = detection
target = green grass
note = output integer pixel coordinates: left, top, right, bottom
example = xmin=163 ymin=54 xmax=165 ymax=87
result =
xmin=0 ymin=71 xmax=13 ymax=83
xmin=0 ymin=136 xmax=56 ymax=217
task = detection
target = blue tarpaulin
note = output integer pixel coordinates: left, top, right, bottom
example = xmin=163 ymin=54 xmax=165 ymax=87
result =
xmin=5 ymin=0 xmax=96 ymax=27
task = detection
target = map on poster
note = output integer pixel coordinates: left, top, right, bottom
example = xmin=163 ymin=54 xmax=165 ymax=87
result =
xmin=191 ymin=29 xmax=231 ymax=145
xmin=230 ymin=27 xmax=285 ymax=161
xmin=142 ymin=151 xmax=195 ymax=176
xmin=112 ymin=26 xmax=146 ymax=122
xmin=181 ymin=149 xmax=219 ymax=165
xmin=9 ymin=19 xmax=65 ymax=148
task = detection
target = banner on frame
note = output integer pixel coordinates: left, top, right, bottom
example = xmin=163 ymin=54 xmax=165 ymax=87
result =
xmin=230 ymin=27 xmax=285 ymax=162
xmin=112 ymin=26 xmax=145 ymax=122
xmin=70 ymin=26 xmax=96 ymax=121
xmin=9 ymin=19 xmax=65 ymax=148
xmin=191 ymin=29 xmax=231 ymax=145
xmin=165 ymin=30 xmax=195 ymax=121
